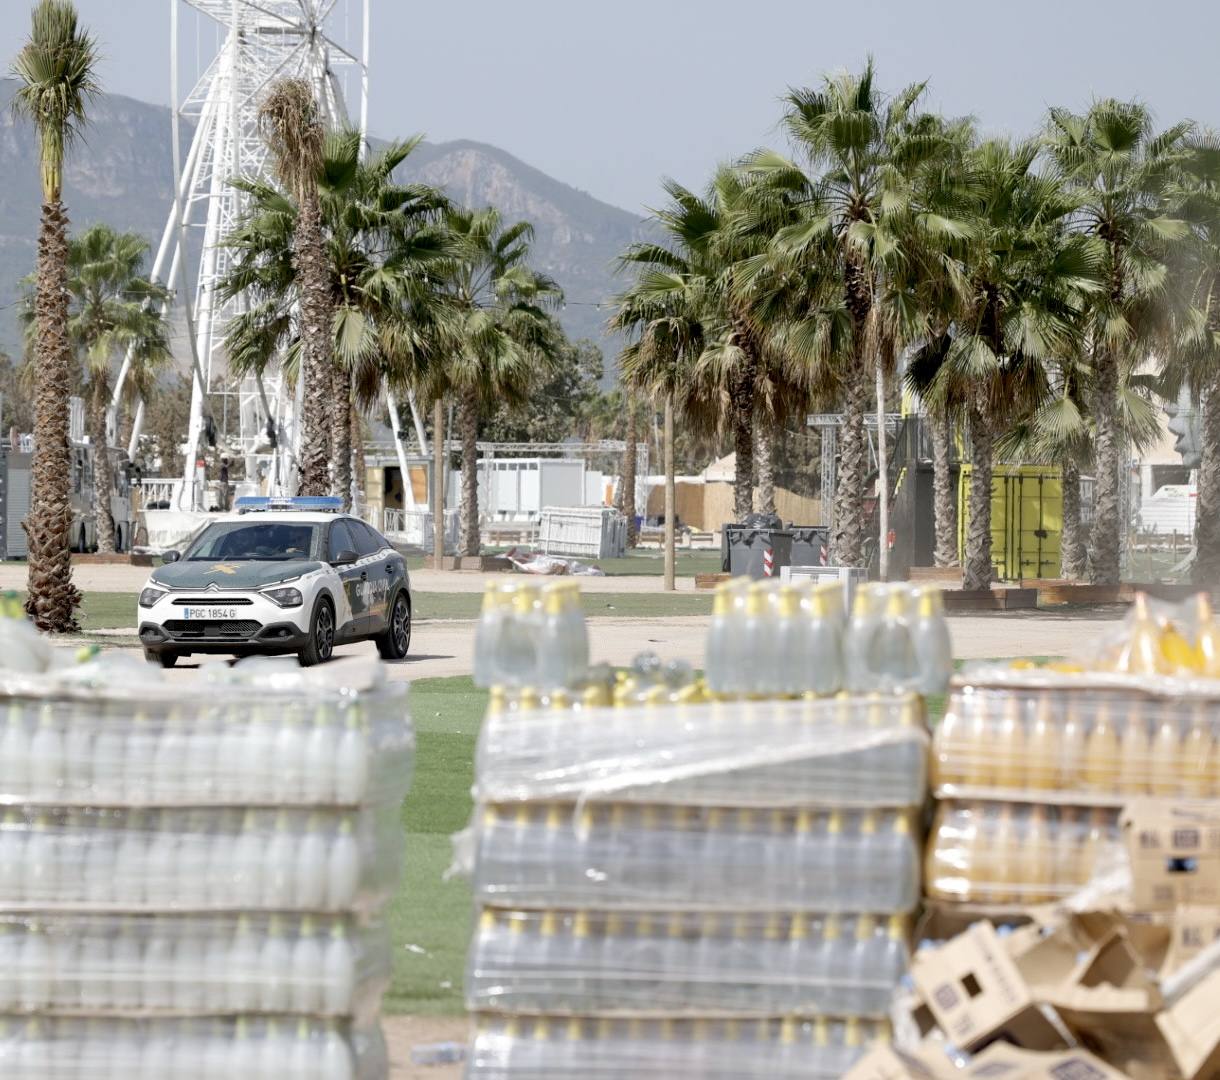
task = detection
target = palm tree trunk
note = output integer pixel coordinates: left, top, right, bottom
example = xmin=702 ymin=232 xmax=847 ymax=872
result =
xmin=931 ymin=411 xmax=958 ymax=568
xmin=834 ymin=255 xmax=871 ymax=567
xmin=620 ymin=398 xmax=638 ymax=547
xmin=330 ymin=363 xmax=353 ymax=511
xmin=728 ymin=352 xmax=756 ymax=521
xmin=1061 ymin=458 xmax=1088 ymax=579
xmin=294 ymin=185 xmax=332 ymax=497
xmin=88 ymin=376 xmax=116 ymax=555
xmin=25 ymin=199 xmax=80 ymax=632
xmin=459 ymin=388 xmax=480 ymax=557
xmin=1087 ymin=342 xmax=1123 ymax=585
xmin=963 ymin=400 xmax=995 ymax=592
xmin=664 ymin=392 xmax=675 ymax=591
xmin=1194 ymin=365 xmax=1220 ymax=588
xmin=753 ymin=418 xmax=776 ymax=514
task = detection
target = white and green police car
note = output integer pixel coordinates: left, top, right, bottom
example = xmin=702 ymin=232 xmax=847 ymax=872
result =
xmin=137 ymin=497 xmax=411 ymax=668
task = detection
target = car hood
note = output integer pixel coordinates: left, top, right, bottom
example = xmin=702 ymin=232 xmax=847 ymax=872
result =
xmin=149 ymin=559 xmax=322 ymax=591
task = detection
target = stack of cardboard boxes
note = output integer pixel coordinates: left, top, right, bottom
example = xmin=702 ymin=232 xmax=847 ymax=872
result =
xmin=853 ymin=668 xmax=1220 ymax=1080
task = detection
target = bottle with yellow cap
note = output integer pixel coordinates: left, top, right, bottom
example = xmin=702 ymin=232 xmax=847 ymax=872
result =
xmin=1195 ymin=593 xmax=1220 ymax=677
xmin=1021 ymin=804 xmax=1055 ymax=903
xmin=844 ymin=914 xmax=876 ymax=1015
xmin=1058 ymin=697 xmax=1086 ymax=792
xmin=1118 ymin=702 xmax=1150 ymax=796
xmin=706 ymin=582 xmax=742 ymax=696
xmin=871 ymin=586 xmax=917 ymax=692
xmin=465 ymin=908 xmax=501 ymax=1011
xmin=992 ymin=696 xmax=1027 ymax=793
xmin=473 ymin=583 xmax=509 ymax=688
xmin=806 ymin=581 xmax=843 ymax=695
xmin=1110 ymin=593 xmax=1171 ymax=675
xmin=988 ymin=804 xmax=1021 ymax=904
xmin=1150 ymin=712 xmax=1185 ymax=796
xmin=1025 ymin=693 xmax=1060 ymax=793
xmin=743 ymin=582 xmax=777 ymax=697
xmin=660 ymin=912 xmax=690 ymax=1008
xmin=813 ymin=915 xmax=845 ymax=1006
xmin=1083 ymin=700 xmax=1121 ymax=794
xmin=504 ymin=584 xmax=541 ymax=686
xmin=780 ymin=914 xmax=810 ymax=1015
xmin=911 ymin=585 xmax=952 ymax=694
xmin=844 ymin=585 xmax=882 ymax=692
xmin=775 ymin=584 xmax=808 ymax=696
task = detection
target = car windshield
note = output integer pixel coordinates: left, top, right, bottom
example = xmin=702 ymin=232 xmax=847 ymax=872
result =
xmin=184 ymin=521 xmax=319 ymax=561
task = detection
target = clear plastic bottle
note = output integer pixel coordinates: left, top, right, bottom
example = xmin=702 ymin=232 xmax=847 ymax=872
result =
xmin=0 ymin=812 xmax=25 ymax=903
xmin=294 ymin=813 xmax=329 ymax=910
xmin=19 ymin=923 xmax=51 ymax=1010
xmin=229 ymin=915 xmax=260 ymax=1012
xmin=291 ymin=916 xmax=325 ymax=1014
xmin=61 ymin=708 xmax=91 ymax=804
xmin=0 ymin=705 xmax=28 ymax=799
xmin=257 ymin=915 xmax=291 ymax=1012
xmin=327 ymin=818 xmax=360 ymax=911
xmin=29 ymin=705 xmax=63 ymax=802
xmin=705 ymin=585 xmax=735 ymax=695
xmin=774 ymin=585 xmax=808 ymax=696
xmin=1084 ymin=702 xmax=1121 ymax=794
xmin=319 ymin=1021 xmax=356 ymax=1080
xmin=152 ymin=708 xmax=186 ymax=803
xmin=0 ymin=925 xmax=19 ymax=1010
xmin=1183 ymin=706 xmax=1215 ymax=798
xmin=1119 ymin=704 xmax=1150 ymax=795
xmin=1151 ymin=715 xmax=1184 ymax=796
xmin=232 ymin=810 xmax=265 ymax=908
xmin=474 ymin=583 xmax=508 ymax=688
xmin=806 ymin=584 xmax=844 ymax=696
xmin=111 ymin=926 xmax=141 ymax=1010
xmin=302 ymin=706 xmax=339 ymax=804
xmin=264 ymin=812 xmax=295 ymax=908
xmin=25 ymin=813 xmax=57 ymax=905
xmin=272 ymin=704 xmax=305 ymax=803
xmin=334 ymin=709 xmax=370 ymax=806
xmin=871 ymin=587 xmax=916 ymax=691
xmin=843 ymin=586 xmax=881 ymax=692
xmin=743 ymin=583 xmax=777 ymax=697
xmin=910 ymin=586 xmax=952 ymax=694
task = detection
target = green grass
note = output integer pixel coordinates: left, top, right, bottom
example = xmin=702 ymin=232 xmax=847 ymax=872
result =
xmin=384 ymin=675 xmax=485 ymax=1015
xmin=404 ymin=550 xmax=723 ymax=577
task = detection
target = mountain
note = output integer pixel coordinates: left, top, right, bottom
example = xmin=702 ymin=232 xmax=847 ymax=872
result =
xmin=0 ymin=81 xmax=647 ymax=377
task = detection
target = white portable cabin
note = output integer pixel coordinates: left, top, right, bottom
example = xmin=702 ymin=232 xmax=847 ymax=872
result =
xmin=448 ymin=458 xmax=587 ymax=519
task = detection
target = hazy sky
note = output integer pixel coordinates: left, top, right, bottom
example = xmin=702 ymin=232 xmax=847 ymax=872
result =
xmin=3 ymin=0 xmax=1219 ymax=213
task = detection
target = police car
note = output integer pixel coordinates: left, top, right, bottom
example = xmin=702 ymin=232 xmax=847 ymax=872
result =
xmin=137 ymin=497 xmax=411 ymax=668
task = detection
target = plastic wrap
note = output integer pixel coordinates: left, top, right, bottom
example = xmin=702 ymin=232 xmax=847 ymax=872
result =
xmin=936 ymin=678 xmax=1220 ymax=803
xmin=924 ymin=800 xmax=1122 ymax=905
xmin=475 ymin=695 xmax=927 ymax=809
xmin=0 ymin=914 xmax=387 ymax=1020
xmin=0 ymin=805 xmax=402 ymax=913
xmin=466 ymin=1014 xmax=884 ymax=1079
xmin=0 ymin=1014 xmax=386 ymax=1078
xmin=471 ymin=803 xmax=920 ymax=912
xmin=465 ymin=908 xmax=908 ymax=1017
xmin=705 ymin=580 xmax=952 ymax=699
xmin=0 ymin=675 xmax=412 ymax=809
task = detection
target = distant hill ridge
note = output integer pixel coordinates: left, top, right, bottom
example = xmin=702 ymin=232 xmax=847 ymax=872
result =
xmin=0 ymin=80 xmax=646 ymax=370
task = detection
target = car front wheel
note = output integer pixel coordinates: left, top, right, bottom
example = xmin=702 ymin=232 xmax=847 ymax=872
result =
xmin=298 ymin=598 xmax=335 ymax=667
xmin=146 ymin=649 xmax=178 ymax=669
xmin=376 ymin=592 xmax=411 ymax=660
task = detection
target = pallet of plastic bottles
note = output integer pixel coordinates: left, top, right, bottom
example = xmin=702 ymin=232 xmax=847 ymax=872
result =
xmin=471 ymin=802 xmax=921 ymax=912
xmin=0 ymin=664 xmax=414 ymax=808
xmin=467 ymin=1014 xmax=889 ymax=1078
xmin=705 ymin=580 xmax=953 ymax=698
xmin=0 ymin=913 xmax=389 ymax=1021
xmin=935 ymin=667 xmax=1220 ymax=804
xmin=0 ymin=1014 xmax=386 ymax=1078
xmin=0 ymin=803 xmax=402 ymax=914
xmin=476 ymin=691 xmax=928 ymax=808
xmin=466 ymin=907 xmax=908 ymax=1017
xmin=924 ymin=799 xmax=1123 ymax=906
xmin=474 ymin=581 xmax=591 ymax=691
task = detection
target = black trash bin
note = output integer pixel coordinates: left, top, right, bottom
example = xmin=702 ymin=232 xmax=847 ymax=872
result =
xmin=722 ymin=525 xmax=794 ymax=579
xmin=789 ymin=526 xmax=831 ymax=567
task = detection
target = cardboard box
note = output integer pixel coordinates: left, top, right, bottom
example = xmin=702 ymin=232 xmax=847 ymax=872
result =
xmin=968 ymin=1043 xmax=1134 ymax=1078
xmin=1157 ymin=963 xmax=1220 ymax=1080
xmin=1122 ymin=800 xmax=1220 ymax=912
xmin=840 ymin=1046 xmax=939 ymax=1080
xmin=1161 ymin=906 xmax=1220 ymax=976
xmin=909 ymin=921 xmax=1069 ymax=1052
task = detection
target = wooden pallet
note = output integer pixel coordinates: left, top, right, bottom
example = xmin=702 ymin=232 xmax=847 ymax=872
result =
xmin=943 ymin=588 xmax=1039 ymax=612
xmin=694 ymin=573 xmax=730 ymax=590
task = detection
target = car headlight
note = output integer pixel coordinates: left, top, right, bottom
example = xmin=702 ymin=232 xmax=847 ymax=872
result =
xmin=263 ymin=586 xmax=303 ymax=608
xmin=138 ymin=587 xmax=166 ymax=609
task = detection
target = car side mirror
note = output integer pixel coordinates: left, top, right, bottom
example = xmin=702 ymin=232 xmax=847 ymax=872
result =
xmin=332 ymin=549 xmax=358 ymax=566
xmin=161 ymin=550 xmax=181 ymax=564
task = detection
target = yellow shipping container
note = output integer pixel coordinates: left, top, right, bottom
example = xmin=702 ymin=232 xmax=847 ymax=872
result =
xmin=957 ymin=464 xmax=1063 ymax=581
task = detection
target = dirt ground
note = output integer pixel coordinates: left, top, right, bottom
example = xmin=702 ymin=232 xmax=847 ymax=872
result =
xmin=383 ymin=1015 xmax=468 ymax=1080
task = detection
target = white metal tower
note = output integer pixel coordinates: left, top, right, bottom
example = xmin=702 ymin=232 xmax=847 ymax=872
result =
xmin=111 ymin=0 xmax=370 ymax=509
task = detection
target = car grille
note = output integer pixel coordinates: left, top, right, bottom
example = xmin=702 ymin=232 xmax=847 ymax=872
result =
xmin=171 ymin=597 xmax=254 ymax=606
xmin=162 ymin=620 xmax=261 ymax=640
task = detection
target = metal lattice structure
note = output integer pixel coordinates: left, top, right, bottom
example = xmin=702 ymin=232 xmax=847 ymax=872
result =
xmin=111 ymin=0 xmax=369 ymax=509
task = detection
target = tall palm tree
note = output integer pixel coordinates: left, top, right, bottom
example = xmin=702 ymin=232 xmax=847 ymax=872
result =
xmin=221 ymin=133 xmax=454 ymax=508
xmin=60 ymin=225 xmax=170 ymax=552
xmin=1165 ymin=135 xmax=1220 ymax=586
xmin=11 ymin=0 xmax=98 ymax=631
xmin=1045 ymin=101 xmax=1191 ymax=584
xmin=747 ymin=60 xmax=945 ymax=566
xmin=257 ymin=78 xmax=331 ymax=497
xmin=436 ymin=207 xmax=561 ymax=557
xmin=913 ymin=139 xmax=1103 ymax=590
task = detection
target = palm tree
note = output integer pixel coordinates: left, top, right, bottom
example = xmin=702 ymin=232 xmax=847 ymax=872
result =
xmin=436 ymin=207 xmax=562 ymax=558
xmin=221 ymin=133 xmax=454 ymax=508
xmin=11 ymin=0 xmax=98 ymax=631
xmin=1165 ymin=135 xmax=1220 ymax=586
xmin=913 ymin=139 xmax=1103 ymax=590
xmin=257 ymin=78 xmax=332 ymax=497
xmin=1045 ymin=101 xmax=1191 ymax=584
xmin=60 ymin=225 xmax=170 ymax=552
xmin=747 ymin=61 xmax=945 ymax=566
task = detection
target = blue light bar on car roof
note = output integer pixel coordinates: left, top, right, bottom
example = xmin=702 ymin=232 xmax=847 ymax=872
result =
xmin=234 ymin=496 xmax=344 ymax=514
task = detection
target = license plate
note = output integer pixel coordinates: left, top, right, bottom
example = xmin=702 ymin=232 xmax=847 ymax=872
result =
xmin=182 ymin=607 xmax=237 ymax=620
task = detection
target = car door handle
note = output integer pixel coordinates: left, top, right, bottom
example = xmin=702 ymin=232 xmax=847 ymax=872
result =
xmin=385 ymin=564 xmax=395 ymax=575
xmin=359 ymin=571 xmax=368 ymax=582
